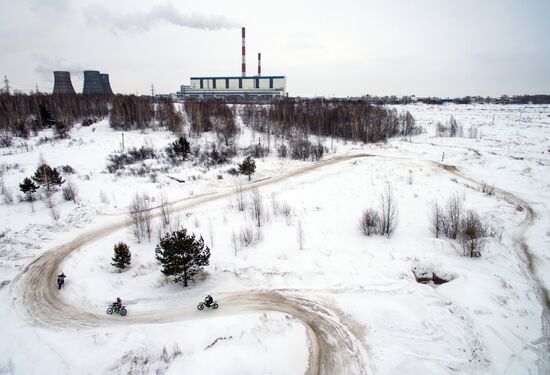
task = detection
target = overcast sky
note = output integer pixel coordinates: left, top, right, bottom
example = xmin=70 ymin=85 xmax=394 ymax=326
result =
xmin=1 ymin=0 xmax=549 ymax=97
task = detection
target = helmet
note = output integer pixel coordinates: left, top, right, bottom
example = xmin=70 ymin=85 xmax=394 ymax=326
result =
xmin=116 ymin=297 xmax=121 ymax=303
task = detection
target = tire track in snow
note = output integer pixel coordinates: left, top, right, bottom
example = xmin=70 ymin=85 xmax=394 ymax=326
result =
xmin=13 ymin=152 xmax=549 ymax=374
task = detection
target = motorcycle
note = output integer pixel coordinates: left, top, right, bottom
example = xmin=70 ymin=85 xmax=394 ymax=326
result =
xmin=106 ymin=303 xmax=127 ymax=316
xmin=197 ymin=300 xmax=219 ymax=310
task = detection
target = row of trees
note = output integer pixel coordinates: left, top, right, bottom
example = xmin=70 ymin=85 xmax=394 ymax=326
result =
xmin=241 ymin=98 xmax=419 ymax=144
xmin=0 ymin=93 xmax=183 ymax=140
xmin=0 ymin=93 xmax=109 ymax=139
xmin=185 ymin=99 xmax=237 ymax=145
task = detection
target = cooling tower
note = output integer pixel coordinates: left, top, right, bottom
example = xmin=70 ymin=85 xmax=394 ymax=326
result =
xmin=100 ymin=73 xmax=113 ymax=94
xmin=52 ymin=71 xmax=76 ymax=94
xmin=82 ymin=70 xmax=104 ymax=94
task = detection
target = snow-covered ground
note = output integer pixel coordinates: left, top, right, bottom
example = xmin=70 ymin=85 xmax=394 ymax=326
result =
xmin=0 ymin=103 xmax=549 ymax=374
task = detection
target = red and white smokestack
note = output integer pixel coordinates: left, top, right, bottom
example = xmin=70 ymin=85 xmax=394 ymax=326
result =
xmin=258 ymin=53 xmax=261 ymax=76
xmin=241 ymin=27 xmax=246 ymax=77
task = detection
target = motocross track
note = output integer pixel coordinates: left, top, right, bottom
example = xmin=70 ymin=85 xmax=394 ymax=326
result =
xmin=14 ymin=153 xmax=549 ymax=374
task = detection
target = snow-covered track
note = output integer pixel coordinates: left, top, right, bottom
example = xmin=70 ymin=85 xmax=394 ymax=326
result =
xmin=13 ymin=152 xmax=549 ymax=374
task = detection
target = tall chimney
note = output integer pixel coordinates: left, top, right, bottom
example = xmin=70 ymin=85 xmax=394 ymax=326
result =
xmin=258 ymin=53 xmax=261 ymax=76
xmin=241 ymin=27 xmax=246 ymax=77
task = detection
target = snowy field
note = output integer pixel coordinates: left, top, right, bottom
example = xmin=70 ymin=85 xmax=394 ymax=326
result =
xmin=0 ymin=103 xmax=549 ymax=374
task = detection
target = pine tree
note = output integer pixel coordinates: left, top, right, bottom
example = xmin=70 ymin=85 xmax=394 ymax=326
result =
xmin=238 ymin=156 xmax=256 ymax=180
xmin=19 ymin=177 xmax=39 ymax=202
xmin=166 ymin=136 xmax=190 ymax=164
xmin=32 ymin=164 xmax=64 ymax=191
xmin=111 ymin=242 xmax=132 ymax=269
xmin=155 ymin=228 xmax=210 ymax=287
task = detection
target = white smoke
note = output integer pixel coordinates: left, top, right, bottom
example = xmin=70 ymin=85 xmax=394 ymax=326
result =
xmin=34 ymin=56 xmax=91 ymax=82
xmin=84 ymin=2 xmax=239 ymax=33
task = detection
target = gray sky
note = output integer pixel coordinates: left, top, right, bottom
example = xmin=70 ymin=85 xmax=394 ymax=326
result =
xmin=1 ymin=0 xmax=549 ymax=97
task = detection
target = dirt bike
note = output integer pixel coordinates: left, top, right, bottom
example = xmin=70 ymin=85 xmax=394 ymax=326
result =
xmin=106 ymin=303 xmax=127 ymax=316
xmin=197 ymin=300 xmax=219 ymax=310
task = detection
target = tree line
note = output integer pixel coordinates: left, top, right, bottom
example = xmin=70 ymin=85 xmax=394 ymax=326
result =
xmin=241 ymin=98 xmax=418 ymax=144
xmin=0 ymin=93 xmax=183 ymax=140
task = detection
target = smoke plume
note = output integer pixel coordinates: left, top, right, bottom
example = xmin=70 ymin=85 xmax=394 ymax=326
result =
xmin=85 ymin=2 xmax=239 ymax=33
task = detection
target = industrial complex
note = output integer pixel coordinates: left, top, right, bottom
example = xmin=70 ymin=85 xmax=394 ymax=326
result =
xmin=176 ymin=27 xmax=287 ymax=99
xmin=50 ymin=27 xmax=283 ymax=99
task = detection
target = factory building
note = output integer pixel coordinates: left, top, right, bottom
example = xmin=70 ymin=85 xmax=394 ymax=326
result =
xmin=178 ymin=75 xmax=286 ymax=98
xmin=177 ymin=27 xmax=286 ymax=99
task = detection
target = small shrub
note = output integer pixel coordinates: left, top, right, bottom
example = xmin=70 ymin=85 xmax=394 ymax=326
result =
xmin=239 ymin=225 xmax=262 ymax=247
xmin=459 ymin=210 xmax=486 ymax=257
xmin=359 ymin=208 xmax=380 ymax=236
xmin=481 ymin=181 xmax=495 ymax=196
xmin=62 ymin=179 xmax=78 ymax=203
xmin=60 ymin=165 xmax=76 ymax=174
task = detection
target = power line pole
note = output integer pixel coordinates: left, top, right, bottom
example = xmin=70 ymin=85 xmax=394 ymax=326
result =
xmin=3 ymin=75 xmax=10 ymax=95
xmin=151 ymin=83 xmax=155 ymax=98
xmin=35 ymin=83 xmax=39 ymax=94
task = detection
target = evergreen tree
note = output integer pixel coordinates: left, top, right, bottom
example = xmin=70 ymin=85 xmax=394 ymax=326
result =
xmin=111 ymin=242 xmax=132 ymax=269
xmin=238 ymin=156 xmax=256 ymax=180
xmin=19 ymin=177 xmax=39 ymax=202
xmin=165 ymin=136 xmax=190 ymax=164
xmin=32 ymin=164 xmax=64 ymax=191
xmin=155 ymin=228 xmax=210 ymax=287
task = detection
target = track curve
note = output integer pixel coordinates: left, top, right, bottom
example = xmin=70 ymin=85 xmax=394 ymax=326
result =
xmin=12 ymin=152 xmax=549 ymax=374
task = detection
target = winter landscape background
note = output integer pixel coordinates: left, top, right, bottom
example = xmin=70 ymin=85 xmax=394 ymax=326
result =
xmin=0 ymin=102 xmax=549 ymax=374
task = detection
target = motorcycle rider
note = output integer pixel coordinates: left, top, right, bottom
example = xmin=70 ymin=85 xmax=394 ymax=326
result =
xmin=204 ymin=295 xmax=213 ymax=307
xmin=113 ymin=297 xmax=122 ymax=311
xmin=57 ymin=272 xmax=66 ymax=289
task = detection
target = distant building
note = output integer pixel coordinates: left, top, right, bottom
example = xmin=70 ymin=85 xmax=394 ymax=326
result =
xmin=176 ymin=75 xmax=286 ymax=99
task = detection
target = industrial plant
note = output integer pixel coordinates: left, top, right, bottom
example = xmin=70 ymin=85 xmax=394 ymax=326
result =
xmin=52 ymin=70 xmax=114 ymax=94
xmin=177 ymin=27 xmax=287 ymax=99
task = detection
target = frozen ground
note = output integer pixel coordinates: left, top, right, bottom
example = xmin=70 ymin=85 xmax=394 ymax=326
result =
xmin=0 ymin=103 xmax=549 ymax=374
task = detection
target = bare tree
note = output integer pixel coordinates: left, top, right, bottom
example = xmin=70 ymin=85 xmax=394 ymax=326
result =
xmin=297 ymin=219 xmax=305 ymax=250
xmin=378 ymin=184 xmax=399 ymax=237
xmin=445 ymin=194 xmax=462 ymax=239
xmin=231 ymin=231 xmax=239 ymax=256
xmin=250 ymin=188 xmax=263 ymax=227
xmin=234 ymin=182 xmax=246 ymax=212
xmin=428 ymin=200 xmax=444 ymax=238
xmin=159 ymin=193 xmax=171 ymax=228
xmin=459 ymin=210 xmax=486 ymax=257
xmin=359 ymin=208 xmax=380 ymax=236
xmin=128 ymin=193 xmax=152 ymax=243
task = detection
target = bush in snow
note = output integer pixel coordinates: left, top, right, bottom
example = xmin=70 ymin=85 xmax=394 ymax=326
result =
xmin=238 ymin=156 xmax=256 ymax=181
xmin=459 ymin=210 xmax=487 ymax=257
xmin=238 ymin=225 xmax=262 ymax=248
xmin=106 ymin=146 xmax=157 ymax=173
xmin=165 ymin=136 xmax=190 ymax=165
xmin=481 ymin=181 xmax=495 ymax=196
xmin=359 ymin=208 xmax=380 ymax=236
xmin=250 ymin=188 xmax=264 ymax=227
xmin=155 ymin=228 xmax=210 ymax=287
xmin=62 ymin=179 xmax=78 ymax=203
xmin=112 ymin=242 xmax=132 ymax=269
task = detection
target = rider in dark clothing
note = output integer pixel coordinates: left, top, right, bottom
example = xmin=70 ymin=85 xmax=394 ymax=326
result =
xmin=114 ymin=297 xmax=122 ymax=310
xmin=57 ymin=273 xmax=66 ymax=288
xmin=204 ymin=295 xmax=213 ymax=307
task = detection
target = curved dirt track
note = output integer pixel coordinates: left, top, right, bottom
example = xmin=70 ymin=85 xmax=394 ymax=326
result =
xmin=14 ymin=152 xmax=549 ymax=374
